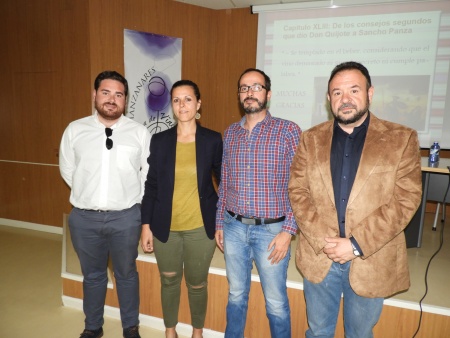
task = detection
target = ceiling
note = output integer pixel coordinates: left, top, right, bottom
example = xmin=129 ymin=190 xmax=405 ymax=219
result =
xmin=174 ymin=0 xmax=322 ymax=10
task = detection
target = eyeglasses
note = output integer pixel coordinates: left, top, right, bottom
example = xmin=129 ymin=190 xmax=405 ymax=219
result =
xmin=105 ymin=128 xmax=113 ymax=150
xmin=238 ymin=84 xmax=267 ymax=93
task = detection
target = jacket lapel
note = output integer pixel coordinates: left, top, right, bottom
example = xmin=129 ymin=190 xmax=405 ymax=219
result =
xmin=348 ymin=115 xmax=388 ymax=205
xmin=315 ymin=121 xmax=336 ymax=206
xmin=167 ymin=127 xmax=178 ymax=191
xmin=195 ymin=125 xmax=205 ymax=193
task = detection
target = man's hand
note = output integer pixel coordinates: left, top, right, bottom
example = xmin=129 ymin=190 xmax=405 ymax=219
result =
xmin=267 ymin=231 xmax=292 ymax=265
xmin=140 ymin=224 xmax=154 ymax=253
xmin=215 ymin=230 xmax=224 ymax=252
xmin=323 ymin=237 xmax=356 ymax=264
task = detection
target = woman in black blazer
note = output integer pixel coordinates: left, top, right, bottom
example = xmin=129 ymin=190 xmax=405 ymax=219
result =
xmin=141 ymin=80 xmax=222 ymax=338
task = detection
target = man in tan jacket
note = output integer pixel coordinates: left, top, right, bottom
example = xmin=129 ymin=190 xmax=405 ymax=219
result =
xmin=288 ymin=61 xmax=422 ymax=338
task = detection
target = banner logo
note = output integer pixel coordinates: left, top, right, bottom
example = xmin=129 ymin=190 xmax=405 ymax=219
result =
xmin=124 ymin=29 xmax=182 ymax=134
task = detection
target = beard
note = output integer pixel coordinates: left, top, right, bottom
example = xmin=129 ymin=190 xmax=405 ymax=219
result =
xmin=333 ymin=100 xmax=370 ymax=125
xmin=240 ymin=96 xmax=268 ymax=114
xmin=95 ymin=100 xmax=125 ymax=121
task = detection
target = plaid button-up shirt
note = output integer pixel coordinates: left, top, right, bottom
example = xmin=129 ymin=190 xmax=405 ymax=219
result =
xmin=216 ymin=112 xmax=301 ymax=234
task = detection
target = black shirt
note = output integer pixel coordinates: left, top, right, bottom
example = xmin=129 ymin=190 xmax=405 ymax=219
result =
xmin=331 ymin=113 xmax=370 ymax=252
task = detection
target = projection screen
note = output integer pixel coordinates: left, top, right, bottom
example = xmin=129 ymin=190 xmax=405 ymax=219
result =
xmin=255 ymin=0 xmax=450 ymax=149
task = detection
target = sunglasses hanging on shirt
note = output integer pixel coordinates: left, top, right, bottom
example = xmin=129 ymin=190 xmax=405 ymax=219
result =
xmin=105 ymin=128 xmax=113 ymax=150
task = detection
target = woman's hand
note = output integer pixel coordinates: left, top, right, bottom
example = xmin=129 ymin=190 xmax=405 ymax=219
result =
xmin=215 ymin=230 xmax=224 ymax=252
xmin=140 ymin=224 xmax=154 ymax=253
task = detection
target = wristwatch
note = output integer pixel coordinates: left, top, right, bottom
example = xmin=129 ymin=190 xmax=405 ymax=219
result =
xmin=351 ymin=241 xmax=361 ymax=257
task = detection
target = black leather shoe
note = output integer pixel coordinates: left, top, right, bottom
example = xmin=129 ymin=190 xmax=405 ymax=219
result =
xmin=123 ymin=325 xmax=141 ymax=338
xmin=79 ymin=327 xmax=103 ymax=338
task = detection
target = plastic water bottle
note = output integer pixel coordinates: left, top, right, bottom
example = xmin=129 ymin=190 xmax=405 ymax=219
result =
xmin=429 ymin=141 xmax=440 ymax=163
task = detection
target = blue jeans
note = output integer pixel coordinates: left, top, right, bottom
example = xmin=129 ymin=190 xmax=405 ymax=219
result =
xmin=303 ymin=261 xmax=383 ymax=338
xmin=223 ymin=211 xmax=291 ymax=338
xmin=69 ymin=205 xmax=141 ymax=330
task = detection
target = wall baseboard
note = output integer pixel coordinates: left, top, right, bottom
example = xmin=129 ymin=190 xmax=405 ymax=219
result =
xmin=62 ymin=296 xmax=225 ymax=337
xmin=0 ymin=218 xmax=63 ymax=235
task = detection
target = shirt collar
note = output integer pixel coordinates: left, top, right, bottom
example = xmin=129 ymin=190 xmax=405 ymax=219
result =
xmin=333 ymin=111 xmax=370 ymax=134
xmin=239 ymin=111 xmax=273 ymax=129
xmin=93 ymin=110 xmax=124 ymax=129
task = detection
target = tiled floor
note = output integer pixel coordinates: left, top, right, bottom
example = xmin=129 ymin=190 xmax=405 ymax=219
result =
xmin=0 ymin=212 xmax=449 ymax=337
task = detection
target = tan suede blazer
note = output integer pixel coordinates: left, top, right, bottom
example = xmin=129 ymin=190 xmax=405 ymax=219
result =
xmin=288 ymin=114 xmax=422 ymax=298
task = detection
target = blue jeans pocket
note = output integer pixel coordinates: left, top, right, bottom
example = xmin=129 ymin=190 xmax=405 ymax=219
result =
xmin=263 ymin=221 xmax=283 ymax=235
xmin=223 ymin=210 xmax=234 ymax=224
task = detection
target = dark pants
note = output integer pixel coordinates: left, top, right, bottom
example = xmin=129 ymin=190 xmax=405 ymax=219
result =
xmin=69 ymin=204 xmax=141 ymax=330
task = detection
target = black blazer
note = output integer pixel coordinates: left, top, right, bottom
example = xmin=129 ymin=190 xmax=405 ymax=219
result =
xmin=141 ymin=125 xmax=222 ymax=242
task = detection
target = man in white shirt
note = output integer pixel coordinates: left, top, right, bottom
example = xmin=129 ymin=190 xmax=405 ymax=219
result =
xmin=59 ymin=70 xmax=151 ymax=338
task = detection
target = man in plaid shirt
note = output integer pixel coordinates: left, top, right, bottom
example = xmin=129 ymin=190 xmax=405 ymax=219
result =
xmin=215 ymin=68 xmax=302 ymax=338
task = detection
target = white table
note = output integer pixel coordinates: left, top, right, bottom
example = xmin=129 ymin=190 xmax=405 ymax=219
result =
xmin=405 ymin=157 xmax=450 ymax=247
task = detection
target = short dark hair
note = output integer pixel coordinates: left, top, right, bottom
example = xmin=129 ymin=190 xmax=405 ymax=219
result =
xmin=328 ymin=61 xmax=372 ymax=92
xmin=170 ymin=79 xmax=201 ymax=100
xmin=238 ymin=68 xmax=271 ymax=92
xmin=94 ymin=71 xmax=128 ymax=97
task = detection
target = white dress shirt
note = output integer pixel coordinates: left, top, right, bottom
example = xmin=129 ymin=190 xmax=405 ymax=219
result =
xmin=59 ymin=112 xmax=151 ymax=211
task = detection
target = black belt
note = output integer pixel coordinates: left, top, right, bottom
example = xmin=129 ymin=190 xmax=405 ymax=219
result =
xmin=227 ymin=210 xmax=285 ymax=225
xmin=78 ymin=204 xmax=139 ymax=213
xmin=79 ymin=208 xmax=111 ymax=212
